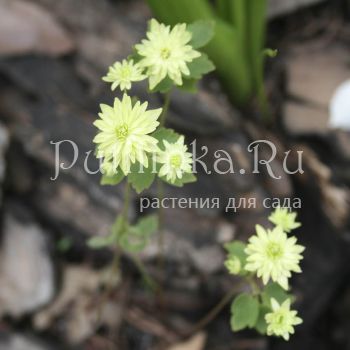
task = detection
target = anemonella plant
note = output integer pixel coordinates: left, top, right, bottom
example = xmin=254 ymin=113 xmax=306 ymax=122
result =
xmin=224 ymin=207 xmax=305 ymax=341
xmin=88 ymin=19 xmax=215 ymax=281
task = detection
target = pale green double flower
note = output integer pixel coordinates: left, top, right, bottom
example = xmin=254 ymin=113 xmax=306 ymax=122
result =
xmin=93 ymin=94 xmax=161 ymax=175
xmin=245 ymin=224 xmax=304 ymax=290
xmin=135 ymin=19 xmax=200 ymax=89
xmin=265 ymin=298 xmax=303 ymax=340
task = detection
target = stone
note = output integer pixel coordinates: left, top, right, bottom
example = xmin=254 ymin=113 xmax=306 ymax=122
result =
xmin=34 ymin=0 xmax=147 ymax=68
xmin=283 ymin=102 xmax=329 ymax=135
xmin=287 ymin=44 xmax=350 ymax=109
xmin=0 ymin=210 xmax=55 ymax=317
xmin=34 ymin=265 xmax=121 ymax=344
xmin=0 ymin=0 xmax=74 ymax=57
xmin=168 ymin=87 xmax=239 ymax=136
xmin=0 ymin=123 xmax=8 ymax=183
xmin=0 ymin=333 xmax=52 ymax=350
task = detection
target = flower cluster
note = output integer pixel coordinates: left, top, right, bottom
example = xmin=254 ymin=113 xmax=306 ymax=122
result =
xmin=225 ymin=208 xmax=305 ymax=341
xmin=93 ymin=19 xmax=214 ymax=185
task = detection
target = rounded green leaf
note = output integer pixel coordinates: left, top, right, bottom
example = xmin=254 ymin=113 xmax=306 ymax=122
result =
xmin=261 ymin=282 xmax=290 ymax=307
xmin=101 ymin=171 xmax=125 ymax=186
xmin=230 ymin=293 xmax=259 ymax=331
xmin=128 ymin=161 xmax=156 ymax=194
xmin=187 ymin=53 xmax=215 ymax=80
xmin=187 ymin=20 xmax=215 ymax=49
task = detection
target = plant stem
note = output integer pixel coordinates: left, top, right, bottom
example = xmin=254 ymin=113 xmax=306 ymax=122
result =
xmin=159 ymin=90 xmax=171 ymax=127
xmin=96 ymin=181 xmax=131 ymax=326
xmin=131 ymin=255 xmax=158 ymax=291
xmin=122 ymin=180 xmax=131 ymax=226
xmin=156 ymin=178 xmax=165 ymax=274
xmin=156 ymin=90 xmax=171 ymax=306
xmin=247 ymin=275 xmax=260 ymax=296
xmin=186 ymin=285 xmax=240 ymax=335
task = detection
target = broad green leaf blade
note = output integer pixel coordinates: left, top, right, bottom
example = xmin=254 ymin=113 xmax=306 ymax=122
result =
xmin=151 ymin=76 xmax=174 ymax=93
xmin=187 ymin=20 xmax=215 ymax=49
xmin=261 ymin=283 xmax=290 ymax=307
xmin=215 ymin=0 xmax=231 ymax=22
xmin=89 ymin=215 xmax=126 ymax=249
xmin=119 ymin=231 xmax=148 ymax=253
xmin=147 ymin=0 xmax=213 ymax=25
xmin=135 ymin=215 xmax=159 ymax=236
xmin=119 ymin=215 xmax=158 ymax=253
xmin=230 ymin=293 xmax=259 ymax=331
xmin=101 ymin=171 xmax=125 ymax=186
xmin=255 ymin=305 xmax=269 ymax=335
xmin=128 ymin=161 xmax=156 ymax=194
xmin=152 ymin=127 xmax=181 ymax=148
xmin=246 ymin=0 xmax=268 ymax=112
xmin=111 ymin=216 xmax=126 ymax=239
xmin=161 ymin=172 xmax=196 ymax=187
xmin=177 ymin=78 xmax=198 ymax=93
xmin=187 ymin=53 xmax=215 ymax=80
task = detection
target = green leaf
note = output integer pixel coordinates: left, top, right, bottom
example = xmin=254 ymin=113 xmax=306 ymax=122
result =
xmin=128 ymin=161 xmax=156 ymax=194
xmin=161 ymin=172 xmax=197 ymax=187
xmin=187 ymin=20 xmax=215 ymax=49
xmin=152 ymin=127 xmax=181 ymax=148
xmin=135 ymin=215 xmax=159 ymax=236
xmin=224 ymin=241 xmax=247 ymax=262
xmin=119 ymin=231 xmax=148 ymax=253
xmin=230 ymin=293 xmax=259 ymax=331
xmin=263 ymin=48 xmax=278 ymax=58
xmin=187 ymin=53 xmax=215 ymax=80
xmin=111 ymin=216 xmax=126 ymax=238
xmin=88 ymin=216 xmax=126 ymax=249
xmin=177 ymin=78 xmax=198 ymax=93
xmin=101 ymin=171 xmax=125 ymax=186
xmin=119 ymin=215 xmax=158 ymax=253
xmin=255 ymin=305 xmax=269 ymax=335
xmin=87 ymin=235 xmax=114 ymax=249
xmin=56 ymin=237 xmax=73 ymax=252
xmin=146 ymin=0 xmax=260 ymax=107
xmin=127 ymin=50 xmax=143 ymax=63
xmin=151 ymin=76 xmax=174 ymax=93
xmin=261 ymin=282 xmax=290 ymax=307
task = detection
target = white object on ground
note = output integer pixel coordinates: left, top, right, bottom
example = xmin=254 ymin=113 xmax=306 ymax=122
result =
xmin=329 ymin=80 xmax=350 ymax=131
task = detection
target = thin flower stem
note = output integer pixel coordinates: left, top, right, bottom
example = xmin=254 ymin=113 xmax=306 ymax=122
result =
xmin=131 ymin=254 xmax=158 ymax=291
xmin=156 ymin=90 xmax=171 ymax=307
xmin=186 ymin=282 xmax=245 ymax=336
xmin=247 ymin=275 xmax=260 ymax=296
xmin=159 ymin=90 xmax=171 ymax=127
xmin=122 ymin=180 xmax=131 ymax=226
xmin=96 ymin=181 xmax=131 ymax=326
xmin=157 ymin=178 xmax=165 ymax=277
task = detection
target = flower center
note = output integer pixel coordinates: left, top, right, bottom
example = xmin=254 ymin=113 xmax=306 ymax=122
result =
xmin=266 ymin=242 xmax=283 ymax=260
xmin=115 ymin=124 xmax=129 ymax=141
xmin=120 ymin=67 xmax=131 ymax=80
xmin=160 ymin=47 xmax=171 ymax=59
xmin=276 ymin=314 xmax=285 ymax=326
xmin=170 ymin=154 xmax=182 ymax=168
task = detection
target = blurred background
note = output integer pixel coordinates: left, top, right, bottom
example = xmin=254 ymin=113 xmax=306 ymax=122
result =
xmin=0 ymin=0 xmax=350 ymax=349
